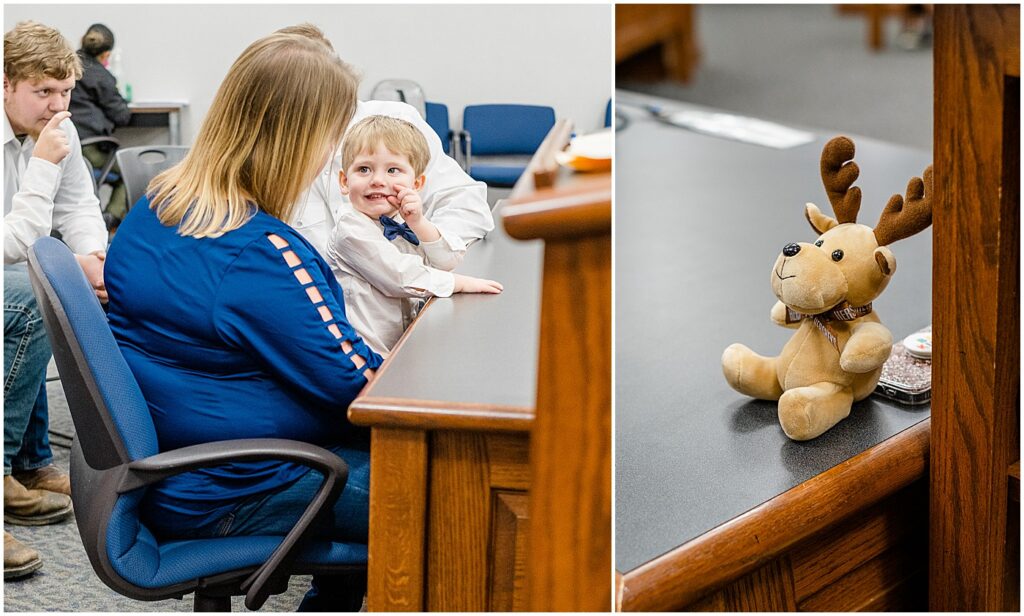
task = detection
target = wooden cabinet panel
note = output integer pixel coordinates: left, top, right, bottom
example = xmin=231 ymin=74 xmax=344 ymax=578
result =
xmin=721 ymin=558 xmax=796 ymax=611
xmin=790 ymin=485 xmax=924 ymax=600
xmin=673 ymin=481 xmax=927 ymax=612
xmin=425 ymin=432 xmax=531 ymax=611
xmin=490 ymin=491 xmax=530 ymax=611
xmin=798 ymin=544 xmax=922 ymax=612
xmin=427 ymin=432 xmax=490 ymax=611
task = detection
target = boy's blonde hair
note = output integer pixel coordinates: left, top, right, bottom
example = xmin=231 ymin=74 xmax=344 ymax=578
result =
xmin=148 ymin=32 xmax=359 ymax=237
xmin=4 ymin=21 xmax=82 ymax=86
xmin=342 ymin=115 xmax=430 ymax=176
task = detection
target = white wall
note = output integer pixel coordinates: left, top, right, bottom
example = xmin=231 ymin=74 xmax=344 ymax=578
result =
xmin=5 ymin=4 xmax=612 ymax=145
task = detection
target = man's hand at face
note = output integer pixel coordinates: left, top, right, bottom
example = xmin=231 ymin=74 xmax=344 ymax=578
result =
xmin=32 ymin=111 xmax=72 ymax=165
xmin=75 ymin=251 xmax=108 ymax=303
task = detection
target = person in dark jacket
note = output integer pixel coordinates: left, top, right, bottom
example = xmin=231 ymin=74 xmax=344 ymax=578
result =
xmin=69 ymin=23 xmax=130 ymax=225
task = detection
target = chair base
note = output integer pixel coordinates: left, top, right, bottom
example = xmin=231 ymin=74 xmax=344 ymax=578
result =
xmin=193 ymin=592 xmax=231 ymax=612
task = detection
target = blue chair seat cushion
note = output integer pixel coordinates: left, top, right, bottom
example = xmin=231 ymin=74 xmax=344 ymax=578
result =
xmin=469 ymin=164 xmax=527 ymax=187
xmin=94 ymin=169 xmax=121 ymax=183
xmin=108 ymin=496 xmax=366 ymax=589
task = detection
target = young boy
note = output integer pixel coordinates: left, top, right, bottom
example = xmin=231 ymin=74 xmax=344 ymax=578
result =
xmin=328 ymin=115 xmax=502 ymax=356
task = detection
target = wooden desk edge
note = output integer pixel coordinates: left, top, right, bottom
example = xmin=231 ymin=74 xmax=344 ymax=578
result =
xmin=349 ymin=397 xmax=533 ymax=433
xmin=502 ymin=185 xmax=611 ymax=241
xmin=617 ymin=418 xmax=931 ymax=612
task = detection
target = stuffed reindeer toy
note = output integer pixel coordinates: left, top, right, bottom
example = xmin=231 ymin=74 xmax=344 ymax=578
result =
xmin=722 ymin=136 xmax=932 ymax=441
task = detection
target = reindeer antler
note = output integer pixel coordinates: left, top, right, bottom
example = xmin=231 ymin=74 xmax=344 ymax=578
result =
xmin=874 ymin=165 xmax=933 ymax=246
xmin=820 ymin=136 xmax=862 ymax=224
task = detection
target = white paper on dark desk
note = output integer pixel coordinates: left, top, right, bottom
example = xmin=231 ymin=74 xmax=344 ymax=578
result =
xmin=658 ymin=109 xmax=815 ymax=149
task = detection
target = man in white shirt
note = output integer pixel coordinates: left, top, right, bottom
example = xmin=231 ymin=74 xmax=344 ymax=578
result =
xmin=277 ymin=25 xmax=495 ymax=268
xmin=3 ymin=20 xmax=108 ymax=578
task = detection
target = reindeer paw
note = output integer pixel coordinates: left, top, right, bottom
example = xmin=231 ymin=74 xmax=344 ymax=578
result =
xmin=779 ymin=383 xmax=853 ymax=441
xmin=840 ymin=328 xmax=893 ymax=373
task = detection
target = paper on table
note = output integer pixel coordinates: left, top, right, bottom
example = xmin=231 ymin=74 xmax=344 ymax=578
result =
xmin=556 ymin=129 xmax=612 ymax=172
xmin=654 ymin=108 xmax=814 ymax=149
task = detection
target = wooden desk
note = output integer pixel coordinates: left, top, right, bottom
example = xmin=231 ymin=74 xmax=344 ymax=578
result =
xmin=616 ymin=5 xmax=699 ymax=83
xmin=931 ymin=5 xmax=1019 ymax=611
xmin=615 ymin=92 xmax=932 ymax=611
xmin=350 ymin=122 xmax=611 ymax=611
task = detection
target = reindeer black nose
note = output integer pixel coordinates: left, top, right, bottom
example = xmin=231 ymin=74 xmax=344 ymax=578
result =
xmin=782 ymin=243 xmax=801 ymax=257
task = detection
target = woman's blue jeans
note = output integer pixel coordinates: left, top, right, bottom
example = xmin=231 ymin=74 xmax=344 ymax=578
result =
xmin=4 ymin=267 xmax=54 ymax=476
xmin=156 ymin=444 xmax=370 ymax=611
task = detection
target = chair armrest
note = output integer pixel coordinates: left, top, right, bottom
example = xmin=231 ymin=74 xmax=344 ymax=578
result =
xmin=446 ymin=130 xmax=456 ymax=158
xmin=459 ymin=129 xmax=472 ymax=171
xmin=120 ymin=438 xmax=349 ymax=610
xmin=119 ymin=438 xmax=344 ymax=490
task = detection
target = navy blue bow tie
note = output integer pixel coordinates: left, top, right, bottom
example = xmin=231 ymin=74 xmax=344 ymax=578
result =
xmin=379 ymin=215 xmax=420 ymax=246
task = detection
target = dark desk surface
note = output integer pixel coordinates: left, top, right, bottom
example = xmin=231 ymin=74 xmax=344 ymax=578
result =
xmin=614 ymin=91 xmax=933 ymax=573
xmin=355 ymin=223 xmax=543 ymax=411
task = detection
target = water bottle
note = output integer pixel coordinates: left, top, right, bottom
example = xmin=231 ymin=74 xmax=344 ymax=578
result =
xmin=109 ymin=48 xmax=127 ymax=99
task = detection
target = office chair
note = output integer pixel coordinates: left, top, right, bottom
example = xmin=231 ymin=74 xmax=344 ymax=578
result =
xmin=425 ymin=101 xmax=455 ymax=158
xmin=81 ymin=136 xmax=123 ymax=229
xmin=80 ymin=136 xmax=122 ymax=189
xmin=115 ymin=146 xmax=188 ymax=212
xmin=458 ymin=104 xmax=556 ymax=187
xmin=369 ymin=79 xmax=427 ymax=118
xmin=28 ymin=236 xmax=368 ymax=611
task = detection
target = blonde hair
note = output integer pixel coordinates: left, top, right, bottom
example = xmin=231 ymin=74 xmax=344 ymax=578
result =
xmin=148 ymin=32 xmax=359 ymax=237
xmin=275 ymin=23 xmax=335 ymax=52
xmin=4 ymin=21 xmax=82 ymax=86
xmin=342 ymin=115 xmax=430 ymax=176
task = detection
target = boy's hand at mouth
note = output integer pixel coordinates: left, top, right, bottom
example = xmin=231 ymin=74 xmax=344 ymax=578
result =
xmin=389 ymin=184 xmax=423 ymax=223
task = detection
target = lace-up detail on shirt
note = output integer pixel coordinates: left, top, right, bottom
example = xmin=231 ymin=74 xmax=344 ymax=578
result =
xmin=267 ymin=233 xmax=372 ymax=373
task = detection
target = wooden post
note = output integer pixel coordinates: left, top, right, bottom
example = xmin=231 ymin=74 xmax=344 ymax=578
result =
xmin=932 ymin=5 xmax=1020 ymax=611
xmin=504 ymin=146 xmax=612 ymax=611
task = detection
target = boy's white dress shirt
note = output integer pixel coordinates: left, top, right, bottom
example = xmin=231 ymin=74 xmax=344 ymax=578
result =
xmin=328 ymin=204 xmax=459 ymax=356
xmin=291 ymin=100 xmax=493 ymax=263
xmin=4 ymin=114 xmax=106 ymax=264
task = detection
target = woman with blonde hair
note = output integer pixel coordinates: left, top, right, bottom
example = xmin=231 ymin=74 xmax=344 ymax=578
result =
xmin=103 ymin=32 xmax=376 ymax=610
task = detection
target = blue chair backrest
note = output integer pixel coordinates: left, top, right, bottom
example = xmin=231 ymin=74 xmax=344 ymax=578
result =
xmin=425 ymin=101 xmax=452 ymax=155
xmin=462 ymin=104 xmax=556 ymax=155
xmin=28 ymin=237 xmax=158 ymax=468
xmin=29 ymin=237 xmax=169 ymax=589
xmin=605 ymin=99 xmax=612 ymax=128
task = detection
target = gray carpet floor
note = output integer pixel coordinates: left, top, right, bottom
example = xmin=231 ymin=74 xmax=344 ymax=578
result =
xmin=2 ymin=363 xmax=343 ymax=612
xmin=618 ymin=4 xmax=933 ymax=150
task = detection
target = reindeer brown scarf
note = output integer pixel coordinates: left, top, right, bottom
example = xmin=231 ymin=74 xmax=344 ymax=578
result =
xmin=722 ymin=136 xmax=932 ymax=440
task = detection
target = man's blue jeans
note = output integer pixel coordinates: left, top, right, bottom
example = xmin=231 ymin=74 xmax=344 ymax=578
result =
xmin=4 ymin=267 xmax=54 ymax=476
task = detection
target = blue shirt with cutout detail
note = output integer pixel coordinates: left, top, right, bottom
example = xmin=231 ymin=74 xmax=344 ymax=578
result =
xmin=106 ymin=197 xmax=382 ymax=536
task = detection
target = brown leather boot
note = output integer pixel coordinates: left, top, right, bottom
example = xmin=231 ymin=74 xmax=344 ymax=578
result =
xmin=4 ymin=531 xmax=42 ymax=580
xmin=13 ymin=464 xmax=71 ymax=496
xmin=3 ymin=475 xmax=72 ymax=526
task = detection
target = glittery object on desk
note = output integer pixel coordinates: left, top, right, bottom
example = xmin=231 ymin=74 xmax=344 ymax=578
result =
xmin=875 ymin=344 xmax=932 ymax=405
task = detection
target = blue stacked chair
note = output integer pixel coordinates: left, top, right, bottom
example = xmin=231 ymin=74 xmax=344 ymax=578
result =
xmin=459 ymin=104 xmax=556 ymax=187
xmin=425 ymin=101 xmax=454 ymax=157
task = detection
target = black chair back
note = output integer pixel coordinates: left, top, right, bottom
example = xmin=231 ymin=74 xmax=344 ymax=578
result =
xmin=115 ymin=146 xmax=188 ymax=211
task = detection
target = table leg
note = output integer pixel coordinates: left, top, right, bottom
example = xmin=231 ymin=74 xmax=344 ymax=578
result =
xmin=169 ymin=110 xmax=181 ymax=145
